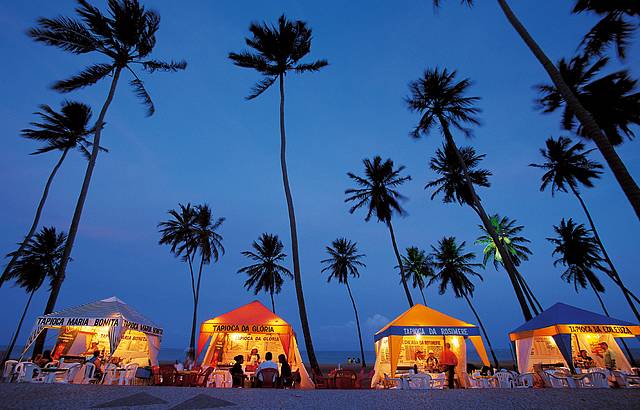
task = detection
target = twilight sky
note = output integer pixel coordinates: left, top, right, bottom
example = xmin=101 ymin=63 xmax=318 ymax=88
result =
xmin=1 ymin=1 xmax=639 ymax=353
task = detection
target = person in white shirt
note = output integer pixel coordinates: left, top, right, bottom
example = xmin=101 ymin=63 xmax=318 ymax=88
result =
xmin=255 ymin=352 xmax=279 ymax=385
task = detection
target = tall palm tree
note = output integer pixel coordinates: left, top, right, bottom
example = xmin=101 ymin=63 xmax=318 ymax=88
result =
xmin=537 ymin=56 xmax=640 ymax=147
xmin=321 ymin=238 xmax=367 ymax=367
xmin=548 ymin=218 xmax=637 ymax=365
xmin=345 ymin=156 xmax=414 ymax=307
xmin=228 ymin=14 xmax=327 ymax=374
xmin=531 ymin=137 xmax=640 ymax=322
xmin=1 ymin=101 xmax=95 ymax=283
xmin=572 ymin=1 xmax=639 ymax=59
xmin=238 ymin=233 xmax=292 ymax=313
xmin=408 ymin=66 xmax=534 ymax=322
xmin=28 ymin=0 xmax=186 ymax=355
xmin=428 ymin=236 xmax=499 ymax=369
xmin=1 ymin=227 xmax=66 ymax=366
xmin=400 ymin=247 xmax=435 ymax=305
xmin=475 ymin=214 xmax=541 ymax=314
xmin=433 ymin=0 xmax=640 ymax=219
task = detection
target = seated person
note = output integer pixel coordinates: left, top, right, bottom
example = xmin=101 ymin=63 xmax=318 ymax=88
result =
xmin=426 ymin=350 xmax=439 ymax=371
xmin=278 ymin=354 xmax=292 ymax=388
xmin=35 ymin=350 xmax=53 ymax=368
xmin=84 ymin=342 xmax=100 ymax=356
xmin=574 ymin=350 xmax=594 ymax=369
xmin=85 ymin=350 xmax=102 ymax=379
xmin=256 ymin=352 xmax=279 ymax=386
xmin=230 ymin=355 xmax=245 ymax=388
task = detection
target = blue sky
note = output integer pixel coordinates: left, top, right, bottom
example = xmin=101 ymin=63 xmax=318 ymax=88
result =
xmin=1 ymin=1 xmax=638 ymax=353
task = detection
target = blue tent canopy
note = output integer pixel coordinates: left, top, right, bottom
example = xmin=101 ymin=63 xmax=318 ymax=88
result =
xmin=511 ymin=302 xmax=637 ymax=335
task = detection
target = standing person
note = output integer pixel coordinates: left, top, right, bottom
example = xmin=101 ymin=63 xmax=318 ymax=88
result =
xmin=597 ymin=342 xmax=616 ymax=370
xmin=440 ymin=343 xmax=458 ymax=389
xmin=278 ymin=354 xmax=292 ymax=388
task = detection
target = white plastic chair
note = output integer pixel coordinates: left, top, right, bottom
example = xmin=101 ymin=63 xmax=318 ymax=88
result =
xmin=612 ymin=370 xmax=640 ymax=388
xmin=55 ymin=363 xmax=81 ymax=384
xmin=103 ymin=364 xmax=118 ymax=385
xmin=118 ymin=363 xmax=139 ymax=386
xmin=17 ymin=363 xmax=44 ymax=383
xmin=515 ymin=373 xmax=534 ymax=388
xmin=82 ymin=363 xmax=98 ymax=384
xmin=430 ymin=373 xmax=446 ymax=389
xmin=495 ymin=370 xmax=515 ymax=388
xmin=580 ymin=371 xmax=608 ymax=388
xmin=406 ymin=374 xmax=431 ymax=390
xmin=464 ymin=373 xmax=482 ymax=388
xmin=383 ymin=373 xmax=401 ymax=389
xmin=2 ymin=360 xmax=18 ymax=382
xmin=545 ymin=370 xmax=570 ymax=388
xmin=213 ymin=371 xmax=232 ymax=388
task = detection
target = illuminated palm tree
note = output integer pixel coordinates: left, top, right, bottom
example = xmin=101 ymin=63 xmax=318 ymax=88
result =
xmin=531 ymin=136 xmax=640 ymax=322
xmin=400 ymin=247 xmax=434 ymax=305
xmin=345 ymin=156 xmax=414 ymax=306
xmin=1 ymin=227 xmax=65 ymax=366
xmin=229 ymin=14 xmax=327 ymax=374
xmin=238 ymin=233 xmax=292 ymax=313
xmin=28 ymin=0 xmax=186 ymax=354
xmin=1 ymin=101 xmax=94 ymax=283
xmin=321 ymin=238 xmax=367 ymax=367
xmin=432 ymin=0 xmax=640 ymax=219
xmin=428 ymin=236 xmax=499 ymax=369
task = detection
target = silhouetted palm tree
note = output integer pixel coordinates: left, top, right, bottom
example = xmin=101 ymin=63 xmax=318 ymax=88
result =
xmin=321 ymin=238 xmax=367 ymax=367
xmin=428 ymin=236 xmax=499 ymax=369
xmin=29 ymin=0 xmax=186 ymax=354
xmin=531 ymin=137 xmax=640 ymax=322
xmin=537 ymin=56 xmax=640 ymax=147
xmin=433 ymin=0 xmax=640 ymax=219
xmin=400 ymin=247 xmax=435 ymax=305
xmin=238 ymin=233 xmax=292 ymax=313
xmin=345 ymin=156 xmax=414 ymax=306
xmin=1 ymin=227 xmax=66 ymax=366
xmin=1 ymin=102 xmax=94 ymax=283
xmin=572 ymin=1 xmax=639 ymax=59
xmin=475 ymin=214 xmax=541 ymax=314
xmin=229 ymin=14 xmax=327 ymax=374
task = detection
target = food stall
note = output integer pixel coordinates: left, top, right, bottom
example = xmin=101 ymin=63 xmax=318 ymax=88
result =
xmin=196 ymin=300 xmax=314 ymax=388
xmin=20 ymin=296 xmax=163 ymax=367
xmin=371 ymin=303 xmax=490 ymax=388
xmin=509 ymin=302 xmax=639 ymax=373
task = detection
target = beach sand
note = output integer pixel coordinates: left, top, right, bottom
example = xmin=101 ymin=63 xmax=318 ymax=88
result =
xmin=1 ymin=383 xmax=639 ymax=410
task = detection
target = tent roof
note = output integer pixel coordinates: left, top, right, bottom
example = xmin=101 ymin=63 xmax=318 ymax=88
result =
xmin=375 ymin=303 xmax=477 ymax=335
xmin=201 ymin=300 xmax=289 ymax=328
xmin=510 ymin=302 xmax=637 ymax=334
xmin=42 ymin=296 xmax=161 ymax=329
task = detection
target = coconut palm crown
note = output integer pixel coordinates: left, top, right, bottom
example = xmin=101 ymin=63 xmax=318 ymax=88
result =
xmin=475 ymin=214 xmax=532 ymax=269
xmin=321 ymin=238 xmax=366 ymax=283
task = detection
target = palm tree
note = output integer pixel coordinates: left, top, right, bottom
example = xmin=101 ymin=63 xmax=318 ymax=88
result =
xmin=238 ymin=233 xmax=292 ymax=313
xmin=475 ymin=214 xmax=541 ymax=314
xmin=345 ymin=156 xmax=414 ymax=306
xmin=407 ymin=66 xmax=534 ymax=322
xmin=428 ymin=236 xmax=499 ymax=369
xmin=1 ymin=101 xmax=94 ymax=283
xmin=1 ymin=227 xmax=66 ymax=366
xmin=433 ymin=0 xmax=640 ymax=219
xmin=531 ymin=137 xmax=640 ymax=322
xmin=572 ymin=1 xmax=639 ymax=59
xmin=228 ymin=14 xmax=327 ymax=375
xmin=400 ymin=247 xmax=434 ymax=305
xmin=537 ymin=56 xmax=640 ymax=147
xmin=321 ymin=238 xmax=367 ymax=367
xmin=28 ymin=0 xmax=186 ymax=355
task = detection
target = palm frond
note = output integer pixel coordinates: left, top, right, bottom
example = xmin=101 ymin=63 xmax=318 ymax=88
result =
xmin=52 ymin=63 xmax=114 ymax=93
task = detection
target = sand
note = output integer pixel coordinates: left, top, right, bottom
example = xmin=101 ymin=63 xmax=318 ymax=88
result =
xmin=1 ymin=383 xmax=639 ymax=410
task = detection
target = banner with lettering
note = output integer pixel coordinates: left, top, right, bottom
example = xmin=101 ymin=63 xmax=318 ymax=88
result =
xmin=34 ymin=315 xmax=163 ymax=336
xmin=200 ymin=323 xmax=290 ymax=335
xmin=556 ymin=324 xmax=638 ymax=337
xmin=374 ymin=325 xmax=480 ymax=341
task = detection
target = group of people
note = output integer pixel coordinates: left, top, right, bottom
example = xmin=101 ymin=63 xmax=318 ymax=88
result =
xmin=413 ymin=343 xmax=459 ymax=389
xmin=230 ymin=351 xmax=294 ymax=388
xmin=574 ymin=342 xmax=617 ymax=370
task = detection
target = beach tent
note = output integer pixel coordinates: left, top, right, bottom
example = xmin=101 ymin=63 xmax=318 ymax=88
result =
xmin=197 ymin=300 xmax=314 ymax=388
xmin=509 ymin=302 xmax=640 ymax=373
xmin=21 ymin=296 xmax=163 ymax=366
xmin=372 ymin=304 xmax=490 ymax=387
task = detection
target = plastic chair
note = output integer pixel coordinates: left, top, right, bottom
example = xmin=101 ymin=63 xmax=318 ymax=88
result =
xmin=580 ymin=371 xmax=608 ymax=388
xmin=383 ymin=373 xmax=401 ymax=389
xmin=119 ymin=363 xmax=139 ymax=386
xmin=2 ymin=360 xmax=18 ymax=382
xmin=82 ymin=363 xmax=98 ymax=384
xmin=57 ymin=363 xmax=81 ymax=384
xmin=102 ymin=364 xmax=118 ymax=385
xmin=311 ymin=368 xmax=329 ymax=389
xmin=495 ymin=370 xmax=515 ymax=388
xmin=333 ymin=369 xmax=357 ymax=389
xmin=544 ymin=370 xmax=570 ymax=388
xmin=213 ymin=370 xmax=232 ymax=388
xmin=430 ymin=373 xmax=446 ymax=389
xmin=515 ymin=373 xmax=534 ymax=388
xmin=17 ymin=363 xmax=43 ymax=383
xmin=612 ymin=370 xmax=640 ymax=388
xmin=159 ymin=365 xmax=177 ymax=386
xmin=406 ymin=373 xmax=432 ymax=390
xmin=257 ymin=368 xmax=279 ymax=388
xmin=195 ymin=366 xmax=215 ymax=387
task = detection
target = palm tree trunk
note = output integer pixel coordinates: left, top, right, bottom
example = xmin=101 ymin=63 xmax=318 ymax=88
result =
xmin=439 ymin=121 xmax=532 ymax=320
xmin=516 ymin=271 xmax=540 ymax=315
xmin=496 ymin=0 xmax=640 ymax=219
xmin=1 ymin=148 xmax=70 ymax=283
xmin=419 ymin=287 xmax=427 ymax=305
xmin=32 ymin=66 xmax=122 ymax=356
xmin=518 ymin=272 xmax=543 ymax=313
xmin=589 ymin=281 xmax=636 ymax=366
xmin=270 ymin=292 xmax=276 ymax=314
xmin=463 ymin=294 xmax=500 ymax=369
xmin=278 ymin=74 xmax=320 ymax=375
xmin=345 ymin=278 xmax=366 ymax=368
xmin=571 ymin=186 xmax=640 ymax=322
xmin=387 ymin=221 xmax=414 ymax=307
xmin=188 ymin=254 xmax=205 ymax=361
xmin=1 ymin=290 xmax=35 ymax=367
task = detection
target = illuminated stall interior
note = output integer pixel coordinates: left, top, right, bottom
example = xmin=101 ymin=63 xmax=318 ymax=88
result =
xmin=21 ymin=297 xmax=163 ymax=366
xmin=197 ymin=300 xmax=313 ymax=388
xmin=509 ymin=303 xmax=639 ymax=373
xmin=372 ymin=304 xmax=490 ymax=387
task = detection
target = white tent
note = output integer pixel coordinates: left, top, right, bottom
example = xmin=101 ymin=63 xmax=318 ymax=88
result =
xmin=21 ymin=297 xmax=163 ymax=366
